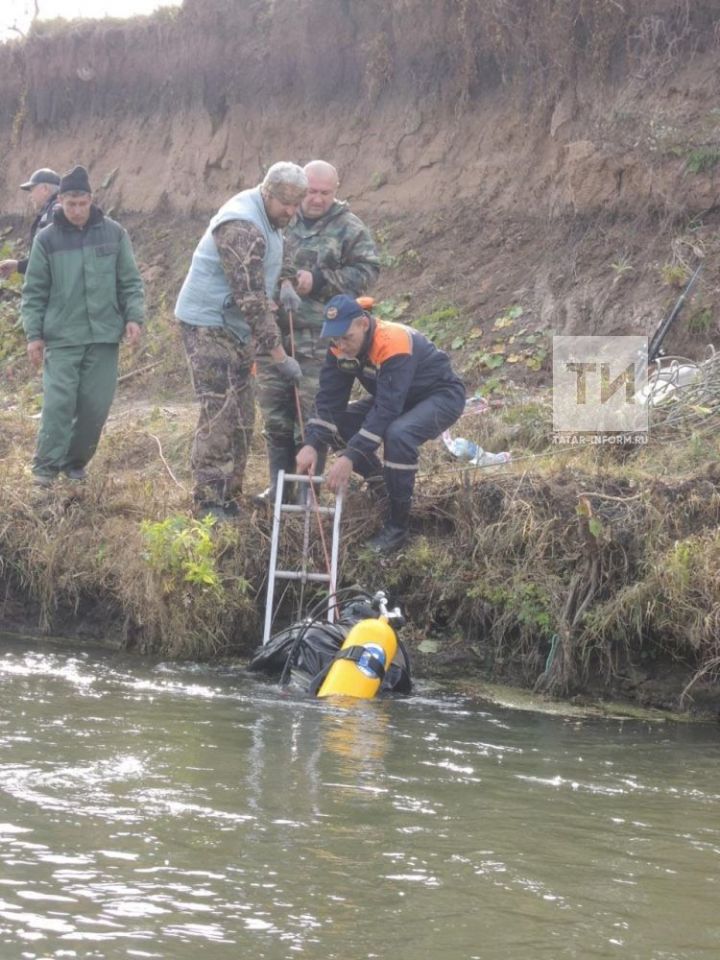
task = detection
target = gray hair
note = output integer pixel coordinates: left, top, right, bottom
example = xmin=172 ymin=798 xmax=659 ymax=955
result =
xmin=261 ymin=161 xmax=308 ymax=197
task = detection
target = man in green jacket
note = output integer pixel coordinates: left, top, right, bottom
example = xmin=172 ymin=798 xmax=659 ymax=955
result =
xmin=21 ymin=164 xmax=145 ymax=486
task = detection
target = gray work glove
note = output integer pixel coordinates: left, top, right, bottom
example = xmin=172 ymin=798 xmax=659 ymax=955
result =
xmin=275 ymin=355 xmax=302 ymax=384
xmin=279 ymin=281 xmax=302 ymax=313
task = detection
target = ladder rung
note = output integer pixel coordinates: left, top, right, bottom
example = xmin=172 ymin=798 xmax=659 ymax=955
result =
xmin=284 ymin=473 xmax=324 ymax=483
xmin=263 ymin=472 xmax=344 ymax=646
xmin=280 ymin=504 xmax=336 ymax=515
xmin=274 ymin=571 xmax=332 ymax=583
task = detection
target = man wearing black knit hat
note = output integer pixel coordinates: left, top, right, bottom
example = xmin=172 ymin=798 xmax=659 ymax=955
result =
xmin=20 ymin=164 xmax=145 ymax=486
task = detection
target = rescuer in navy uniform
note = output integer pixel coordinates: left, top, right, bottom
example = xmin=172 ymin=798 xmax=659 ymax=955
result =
xmin=296 ymin=294 xmax=466 ymax=553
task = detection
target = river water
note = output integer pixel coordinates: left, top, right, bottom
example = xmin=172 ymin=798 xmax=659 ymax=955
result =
xmin=0 ymin=637 xmax=718 ymax=960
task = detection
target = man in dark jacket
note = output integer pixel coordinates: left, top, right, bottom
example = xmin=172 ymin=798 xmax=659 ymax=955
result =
xmin=21 ymin=165 xmax=145 ymax=486
xmin=296 ymin=295 xmax=466 ymax=553
xmin=0 ymin=168 xmax=60 ymax=279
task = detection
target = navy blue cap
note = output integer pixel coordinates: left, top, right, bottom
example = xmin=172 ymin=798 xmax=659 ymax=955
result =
xmin=321 ymin=295 xmax=366 ymax=338
xmin=20 ymin=168 xmax=60 ymax=191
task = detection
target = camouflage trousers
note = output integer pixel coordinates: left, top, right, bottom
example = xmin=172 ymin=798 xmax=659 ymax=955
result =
xmin=180 ymin=323 xmax=255 ymax=504
xmin=256 ymin=344 xmax=325 ymax=449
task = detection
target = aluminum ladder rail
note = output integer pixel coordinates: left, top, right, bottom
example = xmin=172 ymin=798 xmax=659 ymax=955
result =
xmin=262 ymin=469 xmax=343 ymax=646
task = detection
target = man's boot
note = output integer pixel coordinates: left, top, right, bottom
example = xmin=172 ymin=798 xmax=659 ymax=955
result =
xmin=195 ymin=500 xmax=239 ymax=523
xmin=253 ymin=441 xmax=296 ymax=506
xmin=193 ymin=478 xmax=240 ymax=523
xmin=366 ymin=498 xmax=411 ymax=554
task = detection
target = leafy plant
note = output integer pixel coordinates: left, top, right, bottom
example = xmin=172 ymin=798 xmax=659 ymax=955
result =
xmin=378 ymin=247 xmax=398 ymax=268
xmin=377 ymin=243 xmax=422 ymax=270
xmin=660 ymin=263 xmax=688 ymax=288
xmin=476 ymin=350 xmax=506 ymax=370
xmin=414 ymin=305 xmax=461 ymax=343
xmin=611 ymin=256 xmax=633 ymax=282
xmin=492 ymin=305 xmax=523 ymax=330
xmin=373 ymin=296 xmax=411 ymax=321
xmin=399 ymin=248 xmax=422 ymax=267
xmin=467 ymin=580 xmax=553 ymax=638
xmin=141 ymin=515 xmax=222 ymax=594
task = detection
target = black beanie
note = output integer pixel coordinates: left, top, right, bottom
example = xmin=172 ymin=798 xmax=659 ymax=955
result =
xmin=59 ymin=165 xmax=92 ymax=194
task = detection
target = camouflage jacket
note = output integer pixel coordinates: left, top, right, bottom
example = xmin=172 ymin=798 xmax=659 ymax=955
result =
xmin=279 ymin=201 xmax=379 ymax=336
xmin=215 ymin=220 xmax=282 ymax=353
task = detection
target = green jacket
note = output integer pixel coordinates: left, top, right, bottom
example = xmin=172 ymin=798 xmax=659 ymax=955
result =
xmin=21 ymin=205 xmax=145 ymax=346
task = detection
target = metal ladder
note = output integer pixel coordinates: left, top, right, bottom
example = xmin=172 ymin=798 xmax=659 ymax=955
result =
xmin=262 ymin=470 xmax=343 ymax=646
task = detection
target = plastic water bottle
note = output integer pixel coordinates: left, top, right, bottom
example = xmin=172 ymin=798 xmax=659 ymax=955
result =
xmin=471 ymin=449 xmax=511 ymax=466
xmin=443 ymin=431 xmax=511 ymax=466
xmin=448 ymin=437 xmax=480 ymax=461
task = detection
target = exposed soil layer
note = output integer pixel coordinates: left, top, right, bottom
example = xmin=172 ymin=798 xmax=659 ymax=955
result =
xmin=1 ymin=1 xmax=720 ymax=346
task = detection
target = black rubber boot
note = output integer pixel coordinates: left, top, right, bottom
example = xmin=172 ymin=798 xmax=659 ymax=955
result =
xmin=367 ymin=499 xmax=411 ymax=554
xmin=254 ymin=441 xmax=296 ymax=506
xmin=195 ymin=499 xmax=239 ymax=523
xmin=194 ymin=478 xmax=240 ymax=523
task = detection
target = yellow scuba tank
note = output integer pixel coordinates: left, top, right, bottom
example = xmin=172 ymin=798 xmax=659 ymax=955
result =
xmin=316 ymin=616 xmax=398 ymax=699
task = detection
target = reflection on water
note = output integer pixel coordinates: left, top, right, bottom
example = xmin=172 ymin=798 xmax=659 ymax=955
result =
xmin=0 ymin=638 xmax=719 ymax=959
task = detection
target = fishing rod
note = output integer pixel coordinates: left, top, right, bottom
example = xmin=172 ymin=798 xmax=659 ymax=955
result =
xmin=638 ymin=263 xmax=703 ymax=381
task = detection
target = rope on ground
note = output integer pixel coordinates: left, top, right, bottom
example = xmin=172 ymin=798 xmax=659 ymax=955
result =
xmin=648 ymin=349 xmax=720 ymax=434
xmin=146 ymin=432 xmax=187 ymax=491
xmin=117 ymin=359 xmax=163 ymax=384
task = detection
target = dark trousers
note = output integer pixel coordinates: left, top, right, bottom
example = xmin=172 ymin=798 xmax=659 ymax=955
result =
xmin=34 ymin=343 xmax=119 ymax=477
xmin=334 ymin=383 xmax=466 ymax=502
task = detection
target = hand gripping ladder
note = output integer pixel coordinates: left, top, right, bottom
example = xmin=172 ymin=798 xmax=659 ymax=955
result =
xmin=262 ymin=470 xmax=344 ymax=646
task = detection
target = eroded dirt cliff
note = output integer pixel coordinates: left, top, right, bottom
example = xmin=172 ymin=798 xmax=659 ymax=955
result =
xmin=1 ymin=0 xmax=720 ymax=346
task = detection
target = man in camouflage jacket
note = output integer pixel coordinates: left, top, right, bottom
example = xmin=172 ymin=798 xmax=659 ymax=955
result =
xmin=255 ymin=160 xmax=380 ymax=502
xmin=175 ymin=162 xmax=308 ymax=520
